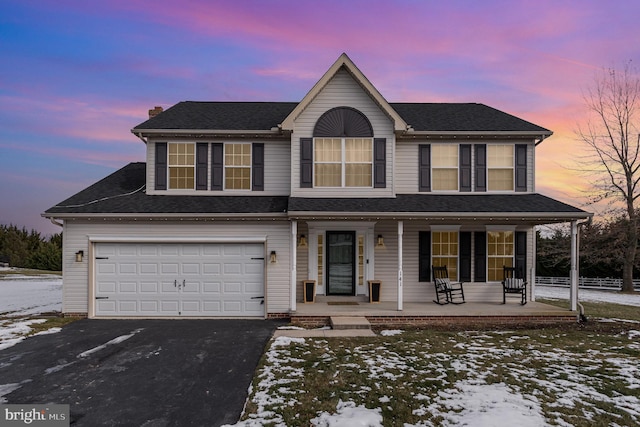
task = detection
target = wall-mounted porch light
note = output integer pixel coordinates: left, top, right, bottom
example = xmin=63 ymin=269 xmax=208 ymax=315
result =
xmin=376 ymin=235 xmax=385 ymax=248
xmin=75 ymin=250 xmax=84 ymax=262
xmin=298 ymin=234 xmax=308 ymax=248
xmin=270 ymin=250 xmax=277 ymax=264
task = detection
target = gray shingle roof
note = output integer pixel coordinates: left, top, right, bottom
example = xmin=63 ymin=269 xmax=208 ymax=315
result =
xmin=44 ymin=163 xmax=288 ymax=215
xmin=288 ymin=194 xmax=585 ymax=214
xmin=133 ymin=101 xmax=550 ymax=134
xmin=45 ymin=163 xmax=586 ymax=218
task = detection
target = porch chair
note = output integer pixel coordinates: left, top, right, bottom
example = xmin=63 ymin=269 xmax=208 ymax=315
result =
xmin=431 ymin=265 xmax=465 ymax=305
xmin=502 ymin=266 xmax=527 ymax=305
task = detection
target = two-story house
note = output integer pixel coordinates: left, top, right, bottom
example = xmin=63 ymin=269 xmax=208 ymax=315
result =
xmin=44 ymin=53 xmax=590 ymax=319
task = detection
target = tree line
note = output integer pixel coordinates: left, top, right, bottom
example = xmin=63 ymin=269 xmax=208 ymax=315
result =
xmin=537 ymin=215 xmax=640 ymax=279
xmin=0 ymin=224 xmax=62 ymax=271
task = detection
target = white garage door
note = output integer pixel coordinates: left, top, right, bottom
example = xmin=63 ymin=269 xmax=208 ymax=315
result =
xmin=94 ymin=242 xmax=265 ymax=317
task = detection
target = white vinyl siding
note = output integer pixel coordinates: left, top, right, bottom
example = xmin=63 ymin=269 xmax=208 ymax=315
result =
xmin=146 ymin=139 xmax=290 ymax=196
xmin=396 ymin=222 xmax=535 ymax=303
xmin=291 ymin=68 xmax=394 ymax=197
xmin=395 ymin=141 xmax=536 ymax=194
xmin=61 ymin=220 xmax=291 ymax=316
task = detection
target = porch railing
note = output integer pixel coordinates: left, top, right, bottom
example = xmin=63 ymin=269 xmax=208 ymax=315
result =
xmin=536 ymin=276 xmax=640 ymax=291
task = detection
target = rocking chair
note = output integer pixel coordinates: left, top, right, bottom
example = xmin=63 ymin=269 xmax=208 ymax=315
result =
xmin=432 ymin=265 xmax=466 ymax=305
xmin=502 ymin=266 xmax=527 ymax=305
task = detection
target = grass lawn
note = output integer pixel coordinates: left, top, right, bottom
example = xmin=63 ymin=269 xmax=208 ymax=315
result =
xmin=236 ymin=301 xmax=640 ymax=427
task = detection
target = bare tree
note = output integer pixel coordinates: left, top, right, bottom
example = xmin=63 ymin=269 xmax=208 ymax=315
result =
xmin=577 ymin=62 xmax=640 ymax=292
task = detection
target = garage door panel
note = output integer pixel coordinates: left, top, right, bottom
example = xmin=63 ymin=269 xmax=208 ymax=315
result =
xmin=182 ymin=263 xmax=200 ymax=275
xmin=97 ymin=281 xmax=116 ymax=293
xmin=140 ymin=300 xmax=159 ymax=312
xmin=223 ymin=263 xmax=242 ymax=275
xmin=97 ymin=262 xmax=117 ymax=275
xmin=140 ymin=282 xmax=159 ymax=293
xmin=119 ymin=282 xmax=137 ymax=293
xmin=203 ymin=282 xmax=220 ymax=294
xmin=95 ymin=242 xmax=264 ymax=318
xmin=161 ymin=263 xmax=179 ymax=275
xmin=140 ymin=263 xmax=158 ymax=274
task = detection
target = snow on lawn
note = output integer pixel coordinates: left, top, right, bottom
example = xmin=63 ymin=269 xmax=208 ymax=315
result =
xmin=227 ymin=330 xmax=640 ymax=426
xmin=0 ymin=272 xmax=62 ymax=316
xmin=0 ymin=271 xmax=63 ymax=350
xmin=536 ymin=285 xmax=640 ymax=306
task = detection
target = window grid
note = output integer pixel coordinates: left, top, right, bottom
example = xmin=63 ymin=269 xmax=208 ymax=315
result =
xmin=314 ymin=138 xmax=372 ymax=187
xmin=487 ymin=145 xmax=514 ymax=191
xmin=487 ymin=231 xmax=514 ymax=281
xmin=168 ymin=143 xmax=195 ymax=189
xmin=432 ymin=231 xmax=458 ymax=280
xmin=317 ymin=235 xmax=324 ymax=288
xmin=431 ymin=145 xmax=458 ymax=191
xmin=358 ymin=235 xmax=364 ymax=287
xmin=224 ymin=143 xmax=251 ymax=190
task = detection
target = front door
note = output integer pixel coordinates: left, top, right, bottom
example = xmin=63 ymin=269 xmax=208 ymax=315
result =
xmin=326 ymin=231 xmax=355 ymax=295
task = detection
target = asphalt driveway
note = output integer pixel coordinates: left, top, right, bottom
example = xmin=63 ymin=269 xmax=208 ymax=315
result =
xmin=0 ymin=319 xmax=285 ymax=426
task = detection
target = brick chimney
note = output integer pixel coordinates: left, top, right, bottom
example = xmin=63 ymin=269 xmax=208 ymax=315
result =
xmin=148 ymin=106 xmax=163 ymax=119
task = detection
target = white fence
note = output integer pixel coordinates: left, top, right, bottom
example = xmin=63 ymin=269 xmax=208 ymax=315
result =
xmin=536 ymin=276 xmax=640 ymax=291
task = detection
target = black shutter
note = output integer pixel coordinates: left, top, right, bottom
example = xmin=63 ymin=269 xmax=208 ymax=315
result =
xmin=211 ymin=143 xmax=223 ymax=191
xmin=515 ymin=144 xmax=527 ymax=192
xmin=515 ymin=231 xmax=527 ymax=279
xmin=460 ymin=144 xmax=471 ymax=192
xmin=474 ymin=232 xmax=486 ymax=282
xmin=419 ymin=144 xmax=431 ymax=192
xmin=373 ymin=138 xmax=386 ymax=188
xmin=252 ymin=143 xmax=264 ymax=191
xmin=459 ymin=232 xmax=471 ymax=281
xmin=475 ymin=144 xmax=486 ymax=192
xmin=155 ymin=142 xmax=167 ymax=190
xmin=196 ymin=143 xmax=208 ymax=190
xmin=419 ymin=231 xmax=431 ymax=282
xmin=300 ymin=138 xmax=313 ymax=188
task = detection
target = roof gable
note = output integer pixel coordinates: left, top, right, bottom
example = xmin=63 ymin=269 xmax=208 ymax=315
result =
xmin=279 ymin=53 xmax=408 ymax=133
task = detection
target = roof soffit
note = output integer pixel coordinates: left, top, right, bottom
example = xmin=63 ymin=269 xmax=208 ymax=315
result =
xmin=280 ymin=53 xmax=408 ymax=133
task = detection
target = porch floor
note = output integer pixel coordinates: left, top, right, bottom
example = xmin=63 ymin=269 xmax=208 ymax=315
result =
xmin=290 ymin=296 xmax=576 ymax=328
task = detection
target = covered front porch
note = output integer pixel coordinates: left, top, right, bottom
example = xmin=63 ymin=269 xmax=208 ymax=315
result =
xmin=289 ymin=295 xmax=576 ymax=328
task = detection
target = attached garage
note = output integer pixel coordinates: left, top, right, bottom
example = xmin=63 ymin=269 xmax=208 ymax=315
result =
xmin=93 ymin=241 xmax=266 ymax=318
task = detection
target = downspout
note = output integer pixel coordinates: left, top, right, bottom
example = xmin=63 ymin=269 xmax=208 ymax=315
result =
xmin=50 ymin=218 xmax=63 ymax=228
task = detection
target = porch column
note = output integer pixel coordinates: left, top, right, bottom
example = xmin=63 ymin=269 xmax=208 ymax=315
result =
xmin=291 ymin=220 xmax=297 ymax=312
xmin=397 ymin=221 xmax=404 ymax=311
xmin=531 ymin=227 xmax=537 ymax=302
xmin=570 ymin=220 xmax=578 ymax=312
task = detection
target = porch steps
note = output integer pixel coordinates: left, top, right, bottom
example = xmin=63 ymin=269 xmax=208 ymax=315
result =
xmin=330 ymin=316 xmax=371 ymax=330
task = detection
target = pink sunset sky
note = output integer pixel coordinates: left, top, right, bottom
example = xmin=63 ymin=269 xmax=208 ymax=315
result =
xmin=1 ymin=0 xmax=639 ymax=235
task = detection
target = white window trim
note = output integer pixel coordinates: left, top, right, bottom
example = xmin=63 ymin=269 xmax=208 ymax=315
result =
xmin=431 ymin=143 xmax=459 ymax=192
xmin=313 ymin=137 xmax=373 ymax=188
xmin=224 ymin=142 xmax=252 ymax=191
xmin=487 ymin=144 xmax=515 ymax=192
xmin=168 ymin=142 xmax=196 ymax=190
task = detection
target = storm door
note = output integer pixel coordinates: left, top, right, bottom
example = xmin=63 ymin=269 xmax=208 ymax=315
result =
xmin=326 ymin=231 xmax=356 ymax=295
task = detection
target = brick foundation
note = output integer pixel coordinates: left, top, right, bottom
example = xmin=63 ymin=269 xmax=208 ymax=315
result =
xmin=289 ymin=314 xmax=576 ymax=329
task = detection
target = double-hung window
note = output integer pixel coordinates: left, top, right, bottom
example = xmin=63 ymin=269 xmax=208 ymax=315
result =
xmin=487 ymin=145 xmax=514 ymax=191
xmin=225 ymin=143 xmax=251 ymax=190
xmin=487 ymin=231 xmax=514 ymax=281
xmin=314 ymin=138 xmax=372 ymax=187
xmin=168 ymin=143 xmax=195 ymax=189
xmin=432 ymin=231 xmax=459 ymax=280
xmin=431 ymin=145 xmax=458 ymax=191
